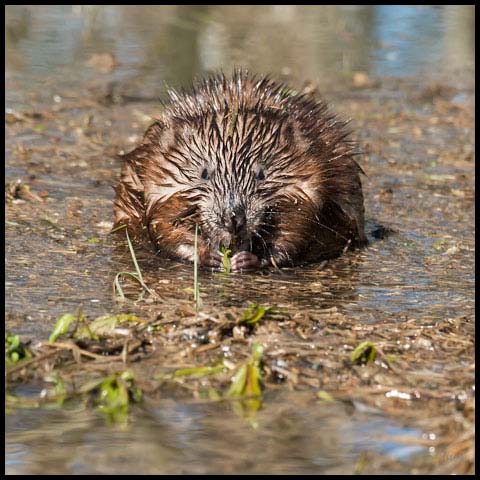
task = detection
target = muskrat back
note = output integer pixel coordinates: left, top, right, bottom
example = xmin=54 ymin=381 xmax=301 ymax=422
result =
xmin=113 ymin=70 xmax=366 ymax=271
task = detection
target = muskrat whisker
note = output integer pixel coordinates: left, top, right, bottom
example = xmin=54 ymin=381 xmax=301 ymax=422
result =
xmin=276 ymin=245 xmax=292 ymax=266
xmin=256 ymin=226 xmax=272 ymax=236
xmin=253 ymin=230 xmax=269 ymax=253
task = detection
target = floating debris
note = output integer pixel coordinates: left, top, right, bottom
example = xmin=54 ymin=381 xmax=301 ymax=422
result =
xmin=5 ymin=179 xmax=44 ymax=203
xmin=155 ymin=363 xmax=226 ymax=380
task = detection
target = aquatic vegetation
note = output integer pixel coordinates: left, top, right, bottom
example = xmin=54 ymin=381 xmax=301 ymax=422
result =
xmin=43 ymin=371 xmax=67 ymax=405
xmin=193 ymin=224 xmax=201 ymax=310
xmin=49 ymin=313 xmax=77 ymax=343
xmin=226 ymin=343 xmax=264 ymax=426
xmin=316 ymin=390 xmax=335 ymax=402
xmin=49 ymin=308 xmax=143 ymax=343
xmin=6 ymin=369 xmax=143 ymax=425
xmin=227 ymin=342 xmax=263 ymax=398
xmin=93 ymin=371 xmax=142 ymax=424
xmin=240 ymin=303 xmax=274 ymax=325
xmin=76 ymin=314 xmax=142 ymax=339
xmin=220 ymin=245 xmax=232 ymax=274
xmin=5 ymin=179 xmax=44 ymax=203
xmin=351 ymin=340 xmax=377 ymax=365
xmin=5 ymin=332 xmax=31 ymax=367
xmin=113 ymin=227 xmax=155 ymax=301
xmin=155 ymin=363 xmax=226 ymax=380
xmin=87 ymin=236 xmax=101 ymax=244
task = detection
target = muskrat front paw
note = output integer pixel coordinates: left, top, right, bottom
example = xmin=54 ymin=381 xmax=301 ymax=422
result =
xmin=231 ymin=251 xmax=261 ymax=272
xmin=200 ymin=250 xmax=223 ymax=270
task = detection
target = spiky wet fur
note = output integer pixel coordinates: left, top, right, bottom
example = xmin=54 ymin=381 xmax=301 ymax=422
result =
xmin=113 ymin=70 xmax=366 ymax=268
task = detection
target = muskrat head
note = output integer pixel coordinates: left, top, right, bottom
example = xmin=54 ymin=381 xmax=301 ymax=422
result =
xmin=145 ymin=84 xmax=328 ymax=266
xmin=162 ymin=109 xmax=288 ymax=254
xmin=154 ymin=108 xmax=313 ymax=261
xmin=196 ymin=158 xmax=273 ymax=254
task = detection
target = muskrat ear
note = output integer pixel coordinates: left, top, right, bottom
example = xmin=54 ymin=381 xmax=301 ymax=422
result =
xmin=141 ymin=119 xmax=180 ymax=154
xmin=142 ymin=120 xmax=167 ymax=144
xmin=282 ymin=120 xmax=308 ymax=151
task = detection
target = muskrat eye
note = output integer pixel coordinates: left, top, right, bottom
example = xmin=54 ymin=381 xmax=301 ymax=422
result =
xmin=201 ymin=167 xmax=210 ymax=180
xmin=256 ymin=168 xmax=265 ymax=181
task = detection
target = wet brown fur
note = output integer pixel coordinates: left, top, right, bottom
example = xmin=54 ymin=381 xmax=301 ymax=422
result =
xmin=113 ymin=70 xmax=367 ymax=268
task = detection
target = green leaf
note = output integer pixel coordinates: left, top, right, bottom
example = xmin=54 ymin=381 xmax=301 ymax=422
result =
xmin=220 ymin=246 xmax=232 ymax=274
xmin=193 ymin=224 xmax=200 ymax=310
xmin=75 ymin=314 xmax=140 ymax=339
xmin=432 ymin=239 xmax=447 ymax=251
xmin=173 ymin=364 xmax=225 ymax=378
xmin=351 ymin=341 xmax=377 ymax=365
xmin=384 ymin=355 xmax=397 ymax=363
xmin=207 ymin=388 xmax=222 ymax=401
xmin=87 ymin=237 xmax=100 ymax=244
xmin=252 ymin=342 xmax=264 ymax=361
xmin=44 ymin=372 xmax=67 ymax=404
xmin=240 ymin=303 xmax=273 ymax=325
xmin=93 ymin=371 xmax=142 ymax=424
xmin=155 ymin=363 xmax=225 ymax=380
xmin=5 ymin=332 xmax=32 ymax=367
xmin=32 ymin=124 xmax=47 ymax=133
xmin=225 ymin=343 xmax=264 ymax=425
xmin=96 ymin=376 xmax=129 ymax=423
xmin=49 ymin=313 xmax=76 ymax=343
xmin=226 ymin=342 xmax=263 ymax=398
xmin=316 ymin=390 xmax=335 ymax=402
xmin=245 ymin=363 xmax=262 ymax=397
xmin=226 ymin=364 xmax=248 ymax=398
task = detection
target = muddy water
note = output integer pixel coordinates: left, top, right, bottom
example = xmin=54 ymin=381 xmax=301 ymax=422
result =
xmin=5 ymin=5 xmax=475 ymax=475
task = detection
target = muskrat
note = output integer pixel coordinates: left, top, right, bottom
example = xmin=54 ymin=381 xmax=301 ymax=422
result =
xmin=113 ymin=70 xmax=366 ymax=271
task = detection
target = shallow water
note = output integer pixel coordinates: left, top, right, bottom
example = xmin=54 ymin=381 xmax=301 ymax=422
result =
xmin=6 ymin=389 xmax=427 ymax=475
xmin=5 ymin=5 xmax=475 ymax=475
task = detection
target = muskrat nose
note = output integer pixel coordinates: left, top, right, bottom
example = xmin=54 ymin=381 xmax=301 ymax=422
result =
xmin=224 ymin=207 xmax=246 ymax=235
xmin=231 ymin=209 xmax=246 ymax=234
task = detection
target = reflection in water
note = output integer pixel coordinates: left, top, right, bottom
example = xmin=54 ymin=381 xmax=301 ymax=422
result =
xmin=372 ymin=5 xmax=474 ymax=76
xmin=110 ymin=239 xmax=365 ymax=313
xmin=5 ymin=391 xmax=425 ymax=475
xmin=5 ymin=5 xmax=475 ymax=92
